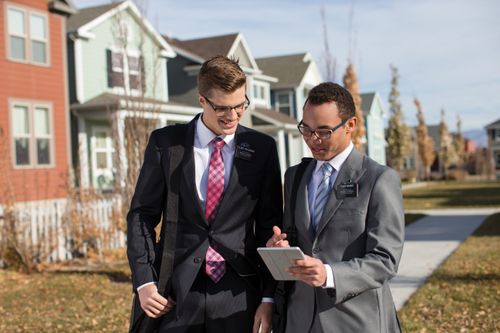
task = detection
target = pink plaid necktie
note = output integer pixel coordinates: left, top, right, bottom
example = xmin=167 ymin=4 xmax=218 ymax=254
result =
xmin=205 ymin=137 xmax=226 ymax=283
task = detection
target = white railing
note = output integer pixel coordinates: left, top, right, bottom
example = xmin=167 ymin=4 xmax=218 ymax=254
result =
xmin=0 ymin=196 xmax=126 ymax=262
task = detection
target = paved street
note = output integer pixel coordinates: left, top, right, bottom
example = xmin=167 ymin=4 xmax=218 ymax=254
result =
xmin=390 ymin=208 xmax=500 ymax=310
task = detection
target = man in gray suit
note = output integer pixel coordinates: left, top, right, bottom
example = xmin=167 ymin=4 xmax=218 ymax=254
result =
xmin=267 ymin=82 xmax=404 ymax=332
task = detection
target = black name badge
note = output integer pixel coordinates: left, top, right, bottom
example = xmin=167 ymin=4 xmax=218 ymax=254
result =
xmin=337 ymin=181 xmax=358 ymax=198
xmin=235 ymin=143 xmax=255 ymax=161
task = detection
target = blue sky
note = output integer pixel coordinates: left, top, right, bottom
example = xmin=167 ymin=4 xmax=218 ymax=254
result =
xmin=75 ymin=0 xmax=500 ymax=133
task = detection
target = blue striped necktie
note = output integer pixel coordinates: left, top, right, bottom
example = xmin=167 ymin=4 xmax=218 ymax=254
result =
xmin=312 ymin=163 xmax=335 ymax=233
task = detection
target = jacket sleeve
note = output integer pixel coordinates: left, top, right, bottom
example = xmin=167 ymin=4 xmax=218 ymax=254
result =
xmin=255 ymin=139 xmax=283 ymax=297
xmin=329 ymin=168 xmax=405 ymax=304
xmin=127 ymin=130 xmax=166 ymax=291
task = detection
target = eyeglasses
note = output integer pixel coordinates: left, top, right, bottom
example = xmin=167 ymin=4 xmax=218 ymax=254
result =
xmin=202 ymin=94 xmax=250 ymax=115
xmin=297 ymin=118 xmax=349 ymax=140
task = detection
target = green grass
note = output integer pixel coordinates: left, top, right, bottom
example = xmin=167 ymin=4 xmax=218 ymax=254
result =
xmin=405 ymin=213 xmax=426 ymax=226
xmin=398 ymin=213 xmax=500 ymax=332
xmin=403 ymin=181 xmax=500 ymax=210
xmin=1 ymin=180 xmax=498 ymax=332
xmin=0 ymin=261 xmax=132 ymax=332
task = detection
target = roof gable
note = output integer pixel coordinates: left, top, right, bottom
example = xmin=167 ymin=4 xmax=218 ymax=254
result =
xmin=165 ymin=33 xmax=259 ymax=70
xmin=485 ymin=118 xmax=500 ymax=129
xmin=67 ymin=3 xmax=118 ymax=32
xmin=68 ymin=0 xmax=175 ymax=57
xmin=256 ymin=53 xmax=310 ymax=89
xmin=360 ymin=92 xmax=376 ymax=113
xmin=49 ymin=0 xmax=77 ymax=15
xmin=167 ymin=33 xmax=239 ymax=61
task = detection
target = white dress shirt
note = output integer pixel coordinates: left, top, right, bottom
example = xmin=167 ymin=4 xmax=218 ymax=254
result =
xmin=193 ymin=115 xmax=235 ymax=205
xmin=307 ymin=142 xmax=354 ymax=288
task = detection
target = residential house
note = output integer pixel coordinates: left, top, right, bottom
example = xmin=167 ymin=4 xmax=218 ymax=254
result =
xmin=485 ymin=118 xmax=500 ymax=179
xmin=165 ymin=33 xmax=301 ymax=174
xmin=256 ymin=53 xmax=322 ymax=162
xmin=0 ymin=0 xmax=76 ymax=203
xmin=66 ymin=1 xmax=200 ymax=190
xmin=360 ymin=92 xmax=386 ymax=165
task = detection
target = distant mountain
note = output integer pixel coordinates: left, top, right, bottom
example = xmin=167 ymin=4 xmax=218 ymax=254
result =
xmin=463 ymin=129 xmax=487 ymax=147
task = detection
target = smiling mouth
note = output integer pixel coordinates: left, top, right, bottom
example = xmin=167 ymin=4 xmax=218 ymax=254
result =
xmin=311 ymin=147 xmax=326 ymax=153
xmin=220 ymin=118 xmax=237 ymax=128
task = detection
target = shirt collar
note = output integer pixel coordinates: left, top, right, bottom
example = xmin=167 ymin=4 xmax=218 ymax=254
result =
xmin=195 ymin=114 xmax=235 ymax=148
xmin=315 ymin=142 xmax=354 ymax=174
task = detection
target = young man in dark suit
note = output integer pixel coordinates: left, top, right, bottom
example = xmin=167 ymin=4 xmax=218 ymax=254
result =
xmin=268 ymin=82 xmax=404 ymax=332
xmin=127 ymin=55 xmax=282 ymax=333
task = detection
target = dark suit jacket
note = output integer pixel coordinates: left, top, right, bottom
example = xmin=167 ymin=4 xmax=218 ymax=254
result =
xmin=127 ymin=114 xmax=283 ymax=315
xmin=284 ymin=148 xmax=404 ymax=333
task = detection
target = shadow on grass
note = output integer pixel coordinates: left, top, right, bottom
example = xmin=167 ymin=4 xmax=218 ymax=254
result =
xmin=404 ymin=187 xmax=500 ymax=208
xmin=473 ymin=214 xmax=500 ymax=237
xmin=50 ymin=268 xmax=131 ymax=283
xmin=405 ymin=213 xmax=426 ymax=226
xmin=433 ymin=272 xmax=500 ymax=282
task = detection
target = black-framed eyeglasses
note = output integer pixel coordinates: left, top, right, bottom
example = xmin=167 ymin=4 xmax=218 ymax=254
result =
xmin=297 ymin=118 xmax=350 ymax=140
xmin=202 ymin=94 xmax=250 ymax=115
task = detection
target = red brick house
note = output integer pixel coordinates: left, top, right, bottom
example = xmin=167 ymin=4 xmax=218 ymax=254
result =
xmin=0 ymin=0 xmax=76 ymax=203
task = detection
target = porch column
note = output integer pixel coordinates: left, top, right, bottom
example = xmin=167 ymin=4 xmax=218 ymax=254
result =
xmin=116 ymin=111 xmax=127 ymax=188
xmin=277 ymin=129 xmax=287 ymax=180
xmin=287 ymin=132 xmax=298 ymax=166
xmin=77 ymin=117 xmax=90 ymax=188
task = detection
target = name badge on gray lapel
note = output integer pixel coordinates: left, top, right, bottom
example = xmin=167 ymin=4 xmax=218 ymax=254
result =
xmin=235 ymin=142 xmax=255 ymax=161
xmin=337 ymin=179 xmax=358 ymax=198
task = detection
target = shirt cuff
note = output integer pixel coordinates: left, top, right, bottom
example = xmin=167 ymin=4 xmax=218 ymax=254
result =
xmin=262 ymin=297 xmax=274 ymax=303
xmin=322 ymin=264 xmax=335 ymax=289
xmin=137 ymin=281 xmax=156 ymax=291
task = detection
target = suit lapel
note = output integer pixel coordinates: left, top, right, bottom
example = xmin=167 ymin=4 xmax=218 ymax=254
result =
xmin=296 ymin=160 xmax=316 ymax=245
xmin=315 ymin=148 xmax=366 ymax=238
xmin=181 ymin=115 xmax=206 ymax=223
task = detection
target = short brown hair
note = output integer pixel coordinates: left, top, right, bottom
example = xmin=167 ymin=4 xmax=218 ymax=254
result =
xmin=304 ymin=82 xmax=355 ymax=120
xmin=198 ymin=55 xmax=246 ymax=96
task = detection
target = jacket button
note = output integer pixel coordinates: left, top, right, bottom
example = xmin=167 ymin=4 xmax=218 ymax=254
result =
xmin=209 ymin=230 xmax=215 ymax=236
xmin=312 ymin=247 xmax=320 ymax=254
xmin=193 ymin=257 xmax=202 ymax=263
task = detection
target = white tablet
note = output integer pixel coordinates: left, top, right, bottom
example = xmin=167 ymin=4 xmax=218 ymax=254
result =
xmin=257 ymin=247 xmax=305 ymax=281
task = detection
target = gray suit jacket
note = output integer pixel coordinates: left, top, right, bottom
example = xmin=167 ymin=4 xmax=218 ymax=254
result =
xmin=284 ymin=148 xmax=404 ymax=333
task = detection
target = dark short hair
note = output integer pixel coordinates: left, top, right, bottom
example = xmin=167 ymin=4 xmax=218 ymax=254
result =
xmin=198 ymin=55 xmax=246 ymax=96
xmin=304 ymin=82 xmax=355 ymax=120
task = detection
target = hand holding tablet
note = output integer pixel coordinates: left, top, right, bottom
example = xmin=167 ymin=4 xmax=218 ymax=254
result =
xmin=257 ymin=247 xmax=305 ymax=280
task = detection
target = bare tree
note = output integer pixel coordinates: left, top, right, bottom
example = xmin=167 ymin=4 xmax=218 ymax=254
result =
xmin=414 ymin=98 xmax=435 ymax=180
xmin=320 ymin=5 xmax=336 ymax=82
xmin=387 ymin=64 xmax=411 ymax=172
xmin=343 ymin=64 xmax=365 ymax=152
xmin=63 ymin=0 xmax=163 ymax=258
xmin=110 ymin=0 xmax=162 ymax=234
xmin=0 ymin=127 xmax=57 ymax=273
xmin=453 ymin=114 xmax=465 ymax=170
xmin=438 ymin=109 xmax=457 ymax=179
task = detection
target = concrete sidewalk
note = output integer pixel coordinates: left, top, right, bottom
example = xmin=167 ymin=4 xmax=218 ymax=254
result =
xmin=390 ymin=208 xmax=500 ymax=310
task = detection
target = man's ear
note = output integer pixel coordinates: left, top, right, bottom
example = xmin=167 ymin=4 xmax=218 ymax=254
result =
xmin=198 ymin=94 xmax=205 ymax=107
xmin=345 ymin=116 xmax=358 ymax=133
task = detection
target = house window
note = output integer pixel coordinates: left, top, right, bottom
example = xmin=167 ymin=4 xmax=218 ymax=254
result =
xmin=30 ymin=13 xmax=48 ymax=64
xmin=252 ymin=82 xmax=268 ymax=104
xmin=494 ymin=129 xmax=500 ymax=142
xmin=91 ymin=127 xmax=115 ymax=190
xmin=128 ymin=55 xmax=144 ymax=91
xmin=495 ymin=152 xmax=500 ymax=168
xmin=107 ymin=50 xmax=125 ymax=88
xmin=275 ymin=91 xmax=295 ymax=118
xmin=107 ymin=49 xmax=144 ymax=92
xmin=11 ymin=102 xmax=53 ymax=167
xmin=7 ymin=5 xmax=48 ymax=65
